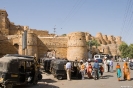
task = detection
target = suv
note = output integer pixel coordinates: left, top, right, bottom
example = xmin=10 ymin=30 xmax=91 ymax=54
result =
xmin=0 ymin=54 xmax=42 ymax=88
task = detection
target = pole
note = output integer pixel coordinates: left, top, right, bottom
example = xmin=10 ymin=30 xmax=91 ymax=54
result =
xmin=89 ymin=40 xmax=92 ymax=59
xmin=53 ymin=26 xmax=56 ymax=58
xmin=53 ymin=27 xmax=56 ymax=50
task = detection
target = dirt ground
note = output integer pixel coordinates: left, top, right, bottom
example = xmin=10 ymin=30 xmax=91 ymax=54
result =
xmin=14 ymin=62 xmax=133 ymax=88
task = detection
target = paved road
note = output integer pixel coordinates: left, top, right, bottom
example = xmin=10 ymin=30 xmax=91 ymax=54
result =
xmin=14 ymin=62 xmax=133 ymax=88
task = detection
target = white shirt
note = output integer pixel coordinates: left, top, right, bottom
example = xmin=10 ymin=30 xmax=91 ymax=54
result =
xmin=107 ymin=60 xmax=110 ymax=64
xmin=66 ymin=62 xmax=71 ymax=69
xmin=103 ymin=60 xmax=107 ymax=64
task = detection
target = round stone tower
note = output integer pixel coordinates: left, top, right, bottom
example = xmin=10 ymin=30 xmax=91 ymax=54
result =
xmin=18 ymin=31 xmax=38 ymax=58
xmin=67 ymin=32 xmax=87 ymax=61
xmin=26 ymin=32 xmax=38 ymax=58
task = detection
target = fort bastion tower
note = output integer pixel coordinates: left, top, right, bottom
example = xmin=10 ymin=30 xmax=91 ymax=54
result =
xmin=67 ymin=32 xmax=88 ymax=61
xmin=26 ymin=32 xmax=38 ymax=57
xmin=0 ymin=9 xmax=9 ymax=35
xmin=19 ymin=31 xmax=38 ymax=58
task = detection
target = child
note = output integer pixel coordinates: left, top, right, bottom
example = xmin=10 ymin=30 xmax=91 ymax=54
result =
xmin=99 ymin=65 xmax=104 ymax=78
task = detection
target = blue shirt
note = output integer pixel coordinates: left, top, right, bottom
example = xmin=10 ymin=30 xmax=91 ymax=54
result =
xmin=93 ymin=62 xmax=99 ymax=69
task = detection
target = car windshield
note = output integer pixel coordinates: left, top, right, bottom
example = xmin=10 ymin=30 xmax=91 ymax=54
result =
xmin=100 ymin=55 xmax=105 ymax=59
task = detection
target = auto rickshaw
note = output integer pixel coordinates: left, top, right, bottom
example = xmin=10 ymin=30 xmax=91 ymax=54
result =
xmin=0 ymin=54 xmax=42 ymax=88
xmin=41 ymin=58 xmax=54 ymax=72
xmin=50 ymin=59 xmax=82 ymax=80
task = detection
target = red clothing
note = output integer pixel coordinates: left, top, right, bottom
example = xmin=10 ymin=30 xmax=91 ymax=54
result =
xmin=87 ymin=65 xmax=93 ymax=78
xmin=100 ymin=66 xmax=104 ymax=72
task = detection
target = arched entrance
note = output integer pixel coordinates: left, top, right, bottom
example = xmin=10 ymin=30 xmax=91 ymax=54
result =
xmin=47 ymin=50 xmax=56 ymax=58
xmin=14 ymin=43 xmax=19 ymax=54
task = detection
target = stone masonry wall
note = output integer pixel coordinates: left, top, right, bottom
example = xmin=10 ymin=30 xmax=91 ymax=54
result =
xmin=30 ymin=29 xmax=49 ymax=37
xmin=37 ymin=36 xmax=67 ymax=59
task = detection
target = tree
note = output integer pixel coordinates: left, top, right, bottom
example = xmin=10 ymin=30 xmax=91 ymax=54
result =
xmin=128 ymin=44 xmax=133 ymax=58
xmin=86 ymin=39 xmax=100 ymax=58
xmin=119 ymin=42 xmax=129 ymax=58
xmin=61 ymin=34 xmax=66 ymax=36
xmin=86 ymin=39 xmax=100 ymax=48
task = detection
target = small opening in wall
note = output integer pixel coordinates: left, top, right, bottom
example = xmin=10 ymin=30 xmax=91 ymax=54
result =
xmin=1 ymin=13 xmax=4 ymax=14
xmin=79 ymin=38 xmax=81 ymax=40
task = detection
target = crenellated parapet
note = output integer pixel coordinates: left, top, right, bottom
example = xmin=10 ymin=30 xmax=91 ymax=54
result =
xmin=107 ymin=35 xmax=116 ymax=44
xmin=85 ymin=32 xmax=91 ymax=42
xmin=95 ymin=32 xmax=107 ymax=45
xmin=115 ymin=36 xmax=122 ymax=45
xmin=102 ymin=35 xmax=111 ymax=44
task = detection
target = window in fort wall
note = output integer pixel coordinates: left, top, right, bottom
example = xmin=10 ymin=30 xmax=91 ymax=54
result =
xmin=1 ymin=13 xmax=4 ymax=16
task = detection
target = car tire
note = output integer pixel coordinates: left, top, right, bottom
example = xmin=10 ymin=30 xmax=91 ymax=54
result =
xmin=33 ymin=80 xmax=38 ymax=85
xmin=5 ymin=84 xmax=13 ymax=88
xmin=57 ymin=75 xmax=63 ymax=80
xmin=38 ymin=74 xmax=42 ymax=80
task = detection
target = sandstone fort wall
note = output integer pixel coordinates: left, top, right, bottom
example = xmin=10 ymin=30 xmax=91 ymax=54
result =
xmin=0 ymin=9 xmax=123 ymax=60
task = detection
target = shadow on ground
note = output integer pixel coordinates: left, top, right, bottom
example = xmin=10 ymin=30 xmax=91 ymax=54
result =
xmin=40 ymin=78 xmax=57 ymax=83
xmin=104 ymin=75 xmax=114 ymax=77
xmin=13 ymin=78 xmax=58 ymax=88
xmin=14 ymin=84 xmax=59 ymax=88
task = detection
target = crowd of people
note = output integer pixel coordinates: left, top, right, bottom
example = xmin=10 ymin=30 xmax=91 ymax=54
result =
xmin=65 ymin=57 xmax=131 ymax=81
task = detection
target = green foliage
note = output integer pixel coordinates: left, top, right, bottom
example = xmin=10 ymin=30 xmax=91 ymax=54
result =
xmin=61 ymin=34 xmax=66 ymax=36
xmin=86 ymin=39 xmax=100 ymax=48
xmin=128 ymin=44 xmax=133 ymax=58
xmin=119 ymin=42 xmax=133 ymax=58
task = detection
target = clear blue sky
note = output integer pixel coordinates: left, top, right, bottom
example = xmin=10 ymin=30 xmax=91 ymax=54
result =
xmin=0 ymin=0 xmax=133 ymax=44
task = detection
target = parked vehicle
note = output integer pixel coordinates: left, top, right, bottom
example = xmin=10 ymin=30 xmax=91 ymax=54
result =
xmin=129 ymin=62 xmax=133 ymax=70
xmin=43 ymin=58 xmax=53 ymax=72
xmin=0 ymin=54 xmax=42 ymax=88
xmin=50 ymin=59 xmax=82 ymax=80
xmin=94 ymin=54 xmax=105 ymax=65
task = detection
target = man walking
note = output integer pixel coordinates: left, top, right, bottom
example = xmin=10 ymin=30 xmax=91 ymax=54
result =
xmin=110 ymin=59 xmax=113 ymax=73
xmin=103 ymin=57 xmax=107 ymax=72
xmin=66 ymin=60 xmax=71 ymax=81
xmin=107 ymin=59 xmax=110 ymax=72
xmin=93 ymin=60 xmax=99 ymax=80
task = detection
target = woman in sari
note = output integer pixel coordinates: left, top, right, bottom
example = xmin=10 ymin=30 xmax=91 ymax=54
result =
xmin=87 ymin=63 xmax=93 ymax=78
xmin=123 ymin=62 xmax=130 ymax=81
xmin=116 ymin=63 xmax=122 ymax=81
